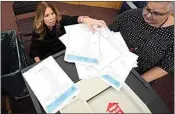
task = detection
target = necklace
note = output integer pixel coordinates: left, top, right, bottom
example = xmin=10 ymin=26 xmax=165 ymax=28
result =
xmin=158 ymin=17 xmax=169 ymax=28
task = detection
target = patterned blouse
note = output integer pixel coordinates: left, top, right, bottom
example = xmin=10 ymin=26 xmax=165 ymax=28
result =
xmin=109 ymin=8 xmax=174 ymax=75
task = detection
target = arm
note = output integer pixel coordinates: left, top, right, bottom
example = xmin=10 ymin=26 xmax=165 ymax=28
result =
xmin=79 ymin=16 xmax=106 ymax=32
xmin=29 ymin=31 xmax=42 ymax=63
xmin=60 ymin=15 xmax=79 ymax=26
xmin=142 ymin=45 xmax=174 ymax=82
xmin=60 ymin=15 xmax=106 ymax=32
xmin=141 ymin=67 xmax=168 ymax=82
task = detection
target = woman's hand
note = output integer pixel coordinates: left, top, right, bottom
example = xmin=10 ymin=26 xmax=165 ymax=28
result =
xmin=34 ymin=57 xmax=41 ymax=63
xmin=78 ymin=16 xmax=107 ymax=32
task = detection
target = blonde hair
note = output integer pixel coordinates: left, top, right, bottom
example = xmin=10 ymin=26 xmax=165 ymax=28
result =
xmin=33 ymin=2 xmax=62 ymax=40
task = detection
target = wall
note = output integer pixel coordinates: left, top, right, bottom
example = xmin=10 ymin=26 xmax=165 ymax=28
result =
xmin=64 ymin=1 xmax=123 ymax=10
xmin=1 ymin=1 xmax=119 ymax=32
xmin=1 ymin=1 xmax=18 ymax=32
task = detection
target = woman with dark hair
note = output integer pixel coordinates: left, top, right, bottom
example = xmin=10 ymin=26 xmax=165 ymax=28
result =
xmin=30 ymin=2 xmax=106 ymax=63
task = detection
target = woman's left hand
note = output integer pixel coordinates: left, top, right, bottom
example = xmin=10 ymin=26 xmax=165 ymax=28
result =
xmin=79 ymin=16 xmax=107 ymax=32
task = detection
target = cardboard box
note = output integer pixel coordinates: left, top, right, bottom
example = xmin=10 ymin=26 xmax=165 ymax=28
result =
xmin=60 ymin=77 xmax=151 ymax=113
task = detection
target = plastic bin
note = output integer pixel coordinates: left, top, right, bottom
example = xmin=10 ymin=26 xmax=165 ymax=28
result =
xmin=1 ymin=30 xmax=33 ymax=98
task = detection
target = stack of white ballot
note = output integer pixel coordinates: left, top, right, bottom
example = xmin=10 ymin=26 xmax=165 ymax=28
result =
xmin=60 ymin=24 xmax=138 ymax=91
xmin=22 ymin=23 xmax=139 ymax=113
xmin=23 ymin=56 xmax=79 ymax=113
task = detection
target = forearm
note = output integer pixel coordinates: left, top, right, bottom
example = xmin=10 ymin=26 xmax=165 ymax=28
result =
xmin=141 ymin=67 xmax=168 ymax=82
xmin=34 ymin=57 xmax=41 ymax=63
xmin=77 ymin=16 xmax=89 ymax=23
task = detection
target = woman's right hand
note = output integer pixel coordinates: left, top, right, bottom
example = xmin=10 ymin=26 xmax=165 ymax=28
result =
xmin=81 ymin=17 xmax=107 ymax=32
xmin=34 ymin=57 xmax=41 ymax=63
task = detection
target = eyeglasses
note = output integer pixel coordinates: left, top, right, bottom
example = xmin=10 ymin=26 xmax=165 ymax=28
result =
xmin=143 ymin=5 xmax=173 ymax=18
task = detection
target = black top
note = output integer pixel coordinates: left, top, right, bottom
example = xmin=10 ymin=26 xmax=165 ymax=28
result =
xmin=109 ymin=9 xmax=174 ymax=74
xmin=29 ymin=15 xmax=79 ymax=60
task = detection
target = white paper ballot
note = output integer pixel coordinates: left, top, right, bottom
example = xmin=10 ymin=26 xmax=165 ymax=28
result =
xmin=95 ymin=36 xmax=121 ymax=69
xmin=74 ymin=35 xmax=121 ymax=79
xmin=59 ymin=34 xmax=97 ymax=79
xmin=75 ymin=64 xmax=99 ymax=79
xmin=100 ymin=52 xmax=138 ymax=91
xmin=60 ymin=27 xmax=121 ymax=80
xmin=59 ymin=26 xmax=138 ymax=89
xmin=110 ymin=32 xmax=129 ymax=52
xmin=22 ymin=56 xmax=79 ymax=113
xmin=106 ymin=32 xmax=138 ymax=68
xmin=64 ymin=24 xmax=100 ymax=65
xmin=59 ymin=34 xmax=69 ymax=46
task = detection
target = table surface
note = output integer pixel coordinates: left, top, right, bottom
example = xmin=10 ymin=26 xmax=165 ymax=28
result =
xmin=21 ymin=50 xmax=169 ymax=113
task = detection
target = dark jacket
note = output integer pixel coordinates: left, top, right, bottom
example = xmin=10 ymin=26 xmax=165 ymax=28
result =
xmin=30 ymin=15 xmax=79 ymax=60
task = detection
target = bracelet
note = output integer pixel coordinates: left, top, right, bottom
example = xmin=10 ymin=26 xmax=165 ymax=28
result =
xmin=80 ymin=16 xmax=89 ymax=23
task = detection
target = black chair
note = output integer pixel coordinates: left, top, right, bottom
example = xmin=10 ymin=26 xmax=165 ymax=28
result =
xmin=119 ymin=1 xmax=147 ymax=14
xmin=12 ymin=1 xmax=40 ymax=54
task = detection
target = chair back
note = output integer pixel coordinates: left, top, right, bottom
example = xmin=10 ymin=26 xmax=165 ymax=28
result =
xmin=13 ymin=1 xmax=40 ymax=16
xmin=12 ymin=1 xmax=40 ymax=55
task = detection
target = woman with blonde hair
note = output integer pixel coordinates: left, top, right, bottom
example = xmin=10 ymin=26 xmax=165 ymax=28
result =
xmin=30 ymin=2 xmax=106 ymax=63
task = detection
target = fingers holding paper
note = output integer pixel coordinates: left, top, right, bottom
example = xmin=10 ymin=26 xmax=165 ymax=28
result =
xmin=82 ymin=17 xmax=107 ymax=32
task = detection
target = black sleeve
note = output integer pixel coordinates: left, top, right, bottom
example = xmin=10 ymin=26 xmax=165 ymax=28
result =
xmin=156 ymin=45 xmax=174 ymax=74
xmin=60 ymin=15 xmax=79 ymax=26
xmin=108 ymin=9 xmax=139 ymax=32
xmin=29 ymin=31 xmax=42 ymax=59
xmin=108 ymin=13 xmax=122 ymax=32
